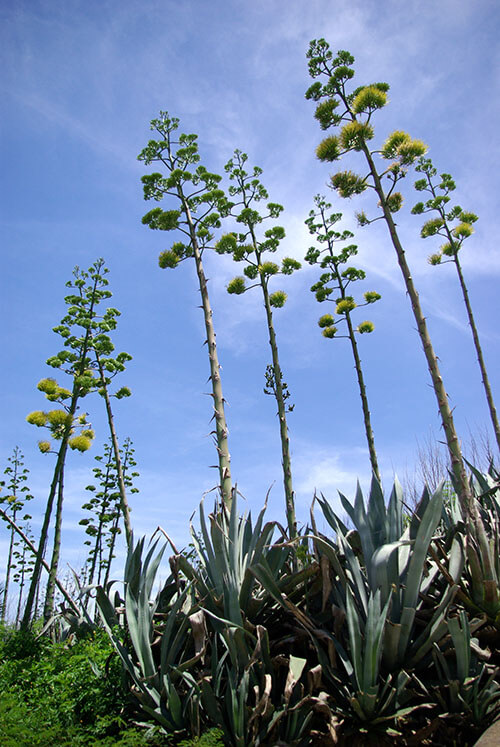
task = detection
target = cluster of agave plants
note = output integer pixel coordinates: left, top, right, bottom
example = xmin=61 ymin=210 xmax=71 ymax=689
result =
xmin=1 ymin=37 xmax=500 ymax=744
xmin=93 ymin=469 xmax=500 ymax=745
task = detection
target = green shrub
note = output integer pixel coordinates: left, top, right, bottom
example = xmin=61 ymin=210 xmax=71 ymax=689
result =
xmin=0 ymin=629 xmax=132 ymax=740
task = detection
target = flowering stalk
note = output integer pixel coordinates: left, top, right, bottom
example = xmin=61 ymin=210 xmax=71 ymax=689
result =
xmin=412 ymin=158 xmax=500 ymax=456
xmin=0 ymin=447 xmax=33 ymax=621
xmin=216 ymin=150 xmax=301 ymax=538
xmin=306 ymin=195 xmax=381 ymax=482
xmin=81 ymin=437 xmax=138 ymax=593
xmin=138 ymin=112 xmax=232 ymax=508
xmin=306 ymin=40 xmax=474 ymax=520
xmin=22 ymin=259 xmax=127 ymax=626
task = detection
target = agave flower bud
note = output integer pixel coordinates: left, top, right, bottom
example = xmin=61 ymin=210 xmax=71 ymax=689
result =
xmin=352 ymin=85 xmax=388 ymax=113
xmin=340 ymin=121 xmax=374 ymax=151
xmin=47 ymin=410 xmax=73 ymax=429
xmin=81 ymin=429 xmax=95 ymax=440
xmin=342 ymin=267 xmax=365 ymax=281
xmin=305 ymin=247 xmax=321 ymax=264
xmin=227 ymin=277 xmax=246 ymax=295
xmin=330 ymin=171 xmax=367 ymax=198
xmin=385 ymin=192 xmax=403 ymax=213
xmin=270 ymin=291 xmax=287 ymax=308
xmin=37 ymin=378 xmax=58 ymax=396
xmin=397 ymin=138 xmax=427 ymax=165
xmin=316 ymin=136 xmax=341 ymax=162
xmin=38 ymin=441 xmax=51 ymax=453
xmin=281 ymin=257 xmax=301 ymax=275
xmin=115 ymin=386 xmax=132 ymax=399
xmin=171 ymin=241 xmax=189 ymax=258
xmin=233 ymin=244 xmax=251 ymax=261
xmin=318 ymin=314 xmax=335 ymax=328
xmin=453 ymin=222 xmax=474 ymax=239
xmin=215 ymin=233 xmax=238 ymax=254
xmin=314 ymin=98 xmax=341 ymax=129
xmin=68 ymin=436 xmax=92 ymax=452
xmin=26 ymin=411 xmax=48 ymax=427
xmin=322 ymin=326 xmax=337 ymax=338
xmin=414 ymin=178 xmax=428 ymax=192
xmin=336 ymin=297 xmax=356 ymax=314
xmin=48 ymin=386 xmax=72 ymax=402
xmin=420 ymin=217 xmax=444 ymax=238
xmin=428 ymin=253 xmax=443 ymax=265
xmin=355 ymin=211 xmax=370 ymax=226
xmin=357 ymin=320 xmax=374 ymax=333
xmin=364 ymin=291 xmax=381 ymax=303
xmin=459 ymin=211 xmax=478 ymax=224
xmin=259 ymin=262 xmax=279 ymax=276
xmin=441 ymin=241 xmax=459 ymax=256
xmin=244 ymin=265 xmax=259 ymax=280
xmin=158 ymin=250 xmax=179 ymax=269
xmin=142 ymin=207 xmax=181 ymax=231
xmin=381 ymin=131 xmax=411 ymax=159
xmin=315 ymin=286 xmax=333 ymax=302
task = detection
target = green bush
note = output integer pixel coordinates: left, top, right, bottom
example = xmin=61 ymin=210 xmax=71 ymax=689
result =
xmin=0 ymin=628 xmax=132 ymax=741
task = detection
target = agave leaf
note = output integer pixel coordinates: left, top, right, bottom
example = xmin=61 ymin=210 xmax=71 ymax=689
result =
xmin=336 ymin=530 xmax=368 ymax=615
xmin=448 ymin=611 xmax=471 ymax=682
xmin=285 ymin=655 xmax=307 ymax=704
xmin=387 ymin=478 xmax=404 ymax=542
xmin=409 ymin=583 xmax=457 ymax=665
xmin=362 ymin=589 xmax=392 ymax=692
xmin=371 ymin=540 xmax=410 ymax=603
xmin=383 ymin=620 xmax=402 ymax=671
xmin=160 ymin=588 xmax=191 ymax=671
xmin=367 ymin=475 xmax=387 ymax=547
xmin=402 ymin=485 xmax=443 ymax=611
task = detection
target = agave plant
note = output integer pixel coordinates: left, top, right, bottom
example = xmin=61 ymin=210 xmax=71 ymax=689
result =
xmin=314 ymin=479 xmax=464 ymax=672
xmin=96 ymin=536 xmax=199 ymax=735
xmin=431 ymin=610 xmax=500 ymax=727
xmin=96 ymin=495 xmax=335 ymax=744
xmin=451 ymin=466 xmax=500 ymax=628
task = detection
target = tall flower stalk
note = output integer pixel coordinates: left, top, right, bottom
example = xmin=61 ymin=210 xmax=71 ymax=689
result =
xmin=81 ymin=437 xmax=138 ymax=592
xmin=305 ymin=195 xmax=381 ymax=482
xmin=412 ymin=158 xmax=500 ymax=456
xmin=305 ymin=40 xmax=473 ymax=519
xmin=138 ymin=112 xmax=232 ymax=507
xmin=215 ymin=150 xmax=301 ymax=538
xmin=0 ymin=447 xmax=33 ymax=621
xmin=22 ymin=259 xmax=129 ymax=626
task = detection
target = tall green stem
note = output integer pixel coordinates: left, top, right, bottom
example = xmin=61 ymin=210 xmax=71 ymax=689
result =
xmin=344 ymin=308 xmax=380 ymax=482
xmin=21 ymin=418 xmax=73 ymax=628
xmin=2 ymin=509 xmax=16 ymax=622
xmin=260 ymin=276 xmax=296 ymax=537
xmin=361 ymin=144 xmax=472 ymax=515
xmin=452 ymin=251 xmax=500 ymax=454
xmin=43 ymin=464 xmax=65 ymax=622
xmin=181 ymin=197 xmax=232 ymax=508
xmin=95 ymin=353 xmax=133 ymax=543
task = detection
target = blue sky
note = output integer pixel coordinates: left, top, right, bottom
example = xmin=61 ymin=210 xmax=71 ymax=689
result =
xmin=1 ymin=0 xmax=499 ymax=584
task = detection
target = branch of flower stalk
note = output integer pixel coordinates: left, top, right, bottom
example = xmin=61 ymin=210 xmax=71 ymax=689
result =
xmin=0 ymin=506 xmax=80 ymax=616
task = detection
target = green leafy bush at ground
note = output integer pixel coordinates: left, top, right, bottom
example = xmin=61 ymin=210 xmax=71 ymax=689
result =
xmin=0 ymin=625 xmax=225 ymax=746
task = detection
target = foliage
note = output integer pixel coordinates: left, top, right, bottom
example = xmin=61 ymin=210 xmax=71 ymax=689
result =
xmin=0 ymin=628 xmax=150 ymax=744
